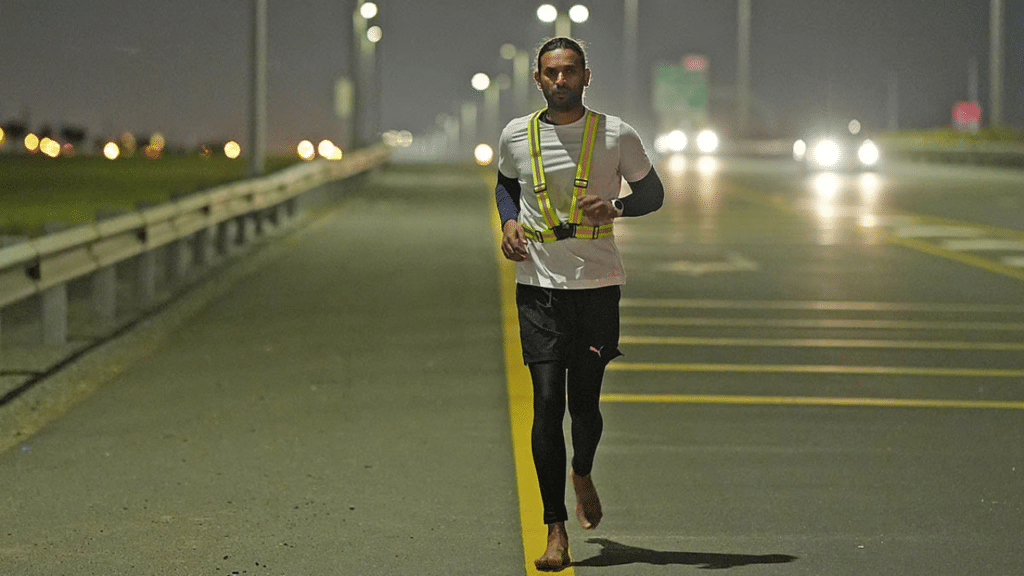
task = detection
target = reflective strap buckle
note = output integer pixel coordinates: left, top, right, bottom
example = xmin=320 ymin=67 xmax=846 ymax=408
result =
xmin=552 ymin=223 xmax=576 ymax=240
xmin=534 ymin=183 xmax=547 ymax=193
xmin=574 ymin=178 xmax=588 ymax=189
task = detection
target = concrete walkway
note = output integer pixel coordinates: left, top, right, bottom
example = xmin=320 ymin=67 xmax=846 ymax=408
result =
xmin=1 ymin=164 xmax=523 ymax=575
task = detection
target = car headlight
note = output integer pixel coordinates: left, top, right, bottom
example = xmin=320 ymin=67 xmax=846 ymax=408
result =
xmin=696 ymin=129 xmax=719 ymax=154
xmin=858 ymin=139 xmax=879 ymax=166
xmin=812 ymin=139 xmax=841 ymax=168
xmin=654 ymin=130 xmax=687 ymax=154
xmin=793 ymin=139 xmax=807 ymax=160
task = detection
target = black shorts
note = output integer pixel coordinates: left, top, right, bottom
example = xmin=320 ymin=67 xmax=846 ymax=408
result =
xmin=515 ymin=284 xmax=623 ymax=365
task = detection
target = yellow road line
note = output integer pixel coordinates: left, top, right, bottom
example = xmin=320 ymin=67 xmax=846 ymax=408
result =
xmin=493 ymin=207 xmax=575 ymax=576
xmin=619 ymin=335 xmax=1024 ymax=351
xmin=883 ymin=232 xmax=1024 ymax=282
xmin=601 ymin=393 xmax=1024 ymax=410
xmin=609 ymin=362 xmax=1024 ymax=378
xmin=621 ymin=316 xmax=1024 ymax=331
xmin=621 ymin=298 xmax=1024 ymax=313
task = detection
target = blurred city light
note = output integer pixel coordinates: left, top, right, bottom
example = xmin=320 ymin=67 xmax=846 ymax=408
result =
xmin=317 ymin=139 xmax=343 ymax=160
xmin=812 ymin=139 xmax=841 ymax=168
xmin=359 ymin=1 xmax=378 ymax=19
xmin=793 ymin=139 xmax=807 ymax=160
xmin=471 ymin=73 xmax=491 ymax=91
xmin=144 ymin=133 xmax=165 ymax=159
xmin=120 ymin=132 xmax=137 ymax=156
xmin=40 ymin=137 xmax=61 ymax=158
xmin=383 ymin=130 xmax=413 ymax=148
xmin=569 ymin=4 xmax=589 ymax=23
xmin=474 ymin=143 xmax=494 ymax=165
xmin=537 ymin=4 xmax=558 ymax=23
xmin=224 ymin=140 xmax=242 ymax=159
xmin=696 ymin=129 xmax=719 ymax=154
xmin=297 ymin=140 xmax=316 ymax=161
xmin=500 ymin=43 xmax=518 ymax=60
xmin=61 ymin=143 xmax=75 ymax=157
xmin=317 ymin=139 xmax=335 ymax=158
xmin=0 ymin=126 xmax=5 ymax=146
xmin=858 ymin=139 xmax=880 ymax=166
xmin=24 ymin=133 xmax=39 ymax=152
xmin=367 ymin=25 xmax=382 ymax=43
xmin=848 ymin=119 xmax=861 ymax=135
xmin=103 ymin=141 xmax=120 ymax=160
xmin=654 ymin=130 xmax=687 ymax=153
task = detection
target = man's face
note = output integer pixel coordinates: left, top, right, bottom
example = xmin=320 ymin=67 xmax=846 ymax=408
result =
xmin=534 ymin=48 xmax=591 ymax=113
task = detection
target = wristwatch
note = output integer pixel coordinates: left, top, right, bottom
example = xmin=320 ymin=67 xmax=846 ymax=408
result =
xmin=611 ymin=198 xmax=624 ymax=216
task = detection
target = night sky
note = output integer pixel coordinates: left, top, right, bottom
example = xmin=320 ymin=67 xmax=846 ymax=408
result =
xmin=1 ymin=0 xmax=1021 ymax=152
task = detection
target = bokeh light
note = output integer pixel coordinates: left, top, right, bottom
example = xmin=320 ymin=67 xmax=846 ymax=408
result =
xmin=359 ymin=1 xmax=378 ymax=19
xmin=297 ymin=140 xmax=316 ymax=161
xmin=569 ymin=4 xmax=589 ymax=23
xmin=537 ymin=4 xmax=557 ymax=23
xmin=383 ymin=130 xmax=413 ymax=148
xmin=120 ymin=132 xmax=137 ymax=156
xmin=40 ymin=137 xmax=61 ymax=158
xmin=471 ymin=73 xmax=491 ymax=91
xmin=24 ymin=133 xmax=40 ymax=152
xmin=0 ymin=126 xmax=6 ymax=146
xmin=103 ymin=141 xmax=121 ymax=160
xmin=224 ymin=140 xmax=242 ymax=159
xmin=474 ymin=143 xmax=494 ymax=166
xmin=317 ymin=139 xmax=337 ymax=159
xmin=367 ymin=25 xmax=382 ymax=43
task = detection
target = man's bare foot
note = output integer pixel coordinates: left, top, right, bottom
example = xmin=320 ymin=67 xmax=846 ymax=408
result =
xmin=570 ymin=469 xmax=603 ymax=529
xmin=534 ymin=522 xmax=571 ymax=572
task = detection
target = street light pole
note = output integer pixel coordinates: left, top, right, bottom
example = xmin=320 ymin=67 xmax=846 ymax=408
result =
xmin=737 ymin=0 xmax=752 ymax=136
xmin=249 ymin=0 xmax=267 ymax=177
xmin=989 ymin=0 xmax=1003 ymax=127
xmin=351 ymin=1 xmax=380 ymax=148
xmin=623 ymin=0 xmax=639 ymax=120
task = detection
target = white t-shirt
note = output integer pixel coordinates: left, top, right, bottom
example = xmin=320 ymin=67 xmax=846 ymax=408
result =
xmin=498 ymin=109 xmax=652 ymax=289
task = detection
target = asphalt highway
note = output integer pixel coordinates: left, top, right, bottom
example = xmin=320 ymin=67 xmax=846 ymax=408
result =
xmin=2 ymin=157 xmax=1023 ymax=575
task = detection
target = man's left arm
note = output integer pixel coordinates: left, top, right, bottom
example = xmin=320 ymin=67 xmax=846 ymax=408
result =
xmin=617 ymin=167 xmax=664 ymax=217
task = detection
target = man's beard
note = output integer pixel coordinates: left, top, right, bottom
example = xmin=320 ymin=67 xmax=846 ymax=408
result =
xmin=544 ymin=87 xmax=583 ymax=112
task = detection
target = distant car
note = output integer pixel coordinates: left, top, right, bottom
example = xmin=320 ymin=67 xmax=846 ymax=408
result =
xmin=654 ymin=128 xmax=720 ymax=155
xmin=793 ymin=123 xmax=880 ymax=171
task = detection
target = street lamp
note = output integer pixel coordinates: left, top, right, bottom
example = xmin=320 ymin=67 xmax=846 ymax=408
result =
xmin=537 ymin=4 xmax=588 ymax=37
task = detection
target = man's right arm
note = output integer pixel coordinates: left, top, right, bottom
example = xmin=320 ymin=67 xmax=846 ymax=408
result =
xmin=495 ymin=171 xmax=521 ymax=226
xmin=495 ymin=171 xmax=529 ymax=262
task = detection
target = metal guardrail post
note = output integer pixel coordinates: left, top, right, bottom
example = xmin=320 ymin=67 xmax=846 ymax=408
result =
xmin=92 ymin=266 xmax=117 ymax=326
xmin=166 ymin=239 xmax=187 ymax=286
xmin=136 ymin=251 xmax=157 ymax=309
xmin=41 ymin=284 xmax=68 ymax=346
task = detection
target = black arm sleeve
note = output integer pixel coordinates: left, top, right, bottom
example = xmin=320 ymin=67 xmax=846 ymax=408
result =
xmin=619 ymin=166 xmax=664 ymax=217
xmin=495 ymin=171 xmax=522 ymax=226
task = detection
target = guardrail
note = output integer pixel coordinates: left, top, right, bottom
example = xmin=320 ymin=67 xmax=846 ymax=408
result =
xmin=0 ymin=145 xmax=388 ymax=348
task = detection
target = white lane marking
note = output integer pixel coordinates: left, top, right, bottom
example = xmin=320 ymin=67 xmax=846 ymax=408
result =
xmin=655 ymin=252 xmax=759 ymax=276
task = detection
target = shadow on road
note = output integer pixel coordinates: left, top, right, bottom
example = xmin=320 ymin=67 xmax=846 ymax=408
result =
xmin=574 ymin=538 xmax=798 ymax=569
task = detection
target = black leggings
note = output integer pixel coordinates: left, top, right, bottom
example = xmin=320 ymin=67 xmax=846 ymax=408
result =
xmin=529 ymin=352 xmax=607 ymax=525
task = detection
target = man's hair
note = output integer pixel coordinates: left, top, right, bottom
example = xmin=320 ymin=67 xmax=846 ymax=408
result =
xmin=536 ymin=37 xmax=587 ymax=71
